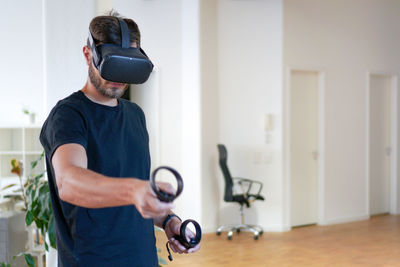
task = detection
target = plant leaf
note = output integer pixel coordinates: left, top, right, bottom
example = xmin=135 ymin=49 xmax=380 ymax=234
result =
xmin=24 ymin=253 xmax=35 ymax=267
xmin=12 ymin=252 xmax=24 ymax=259
xmin=34 ymin=173 xmax=45 ymax=180
xmin=10 ymin=159 xmax=22 ymax=176
xmin=1 ymin=184 xmax=17 ymax=190
xmin=26 ymin=211 xmax=34 ymax=226
xmin=31 ymin=160 xmax=38 ymax=170
xmin=12 ymin=189 xmax=23 ymax=193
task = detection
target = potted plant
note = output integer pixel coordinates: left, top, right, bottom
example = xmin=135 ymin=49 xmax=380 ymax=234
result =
xmin=22 ymin=108 xmax=36 ymax=125
xmin=1 ymin=153 xmax=55 ymax=267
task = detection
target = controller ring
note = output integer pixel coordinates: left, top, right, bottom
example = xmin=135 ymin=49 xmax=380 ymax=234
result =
xmin=150 ymin=166 xmax=184 ymax=202
xmin=178 ymin=219 xmax=202 ymax=248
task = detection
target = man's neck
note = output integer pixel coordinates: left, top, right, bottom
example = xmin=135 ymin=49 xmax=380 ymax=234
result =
xmin=81 ymin=80 xmax=118 ymax=107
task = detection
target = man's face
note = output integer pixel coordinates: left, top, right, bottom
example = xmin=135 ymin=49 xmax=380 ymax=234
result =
xmin=88 ymin=61 xmax=128 ymax=99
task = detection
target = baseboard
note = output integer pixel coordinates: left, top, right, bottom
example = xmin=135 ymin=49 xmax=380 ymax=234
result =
xmin=262 ymin=225 xmax=291 ymax=232
xmin=203 ymin=226 xmax=217 ymax=234
xmin=202 ymin=224 xmax=291 ymax=233
xmin=320 ymin=214 xmax=370 ymax=225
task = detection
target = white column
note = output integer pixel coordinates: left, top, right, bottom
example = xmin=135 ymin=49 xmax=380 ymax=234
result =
xmin=180 ymin=0 xmax=202 ymax=222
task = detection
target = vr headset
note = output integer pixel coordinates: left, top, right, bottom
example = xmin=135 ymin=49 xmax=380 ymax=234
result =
xmin=88 ymin=18 xmax=154 ymax=84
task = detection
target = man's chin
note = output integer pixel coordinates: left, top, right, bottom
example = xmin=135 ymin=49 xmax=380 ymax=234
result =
xmin=97 ymin=87 xmax=126 ymax=99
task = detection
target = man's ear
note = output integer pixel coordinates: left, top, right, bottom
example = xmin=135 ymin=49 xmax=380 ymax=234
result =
xmin=83 ymin=46 xmax=91 ymax=66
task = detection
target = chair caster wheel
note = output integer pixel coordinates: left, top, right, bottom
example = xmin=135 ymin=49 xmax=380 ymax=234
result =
xmin=227 ymin=231 xmax=233 ymax=240
xmin=254 ymin=234 xmax=259 ymax=240
xmin=216 ymin=231 xmax=221 ymax=236
xmin=236 ymin=229 xmax=241 ymax=233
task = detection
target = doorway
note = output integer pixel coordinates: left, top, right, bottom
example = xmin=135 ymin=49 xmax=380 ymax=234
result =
xmin=368 ymin=74 xmax=396 ymax=215
xmin=289 ymin=70 xmax=320 ymax=227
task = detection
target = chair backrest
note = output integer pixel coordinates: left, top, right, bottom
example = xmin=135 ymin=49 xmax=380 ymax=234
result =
xmin=217 ymin=144 xmax=234 ymax=201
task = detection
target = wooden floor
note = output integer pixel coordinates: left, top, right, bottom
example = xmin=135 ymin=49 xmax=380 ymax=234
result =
xmin=155 ymin=214 xmax=400 ymax=267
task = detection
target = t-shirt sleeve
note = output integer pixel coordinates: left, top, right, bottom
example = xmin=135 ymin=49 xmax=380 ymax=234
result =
xmin=40 ymin=104 xmax=88 ymax=160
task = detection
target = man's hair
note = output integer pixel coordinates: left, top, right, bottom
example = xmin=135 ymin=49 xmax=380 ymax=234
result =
xmin=87 ymin=10 xmax=141 ymax=47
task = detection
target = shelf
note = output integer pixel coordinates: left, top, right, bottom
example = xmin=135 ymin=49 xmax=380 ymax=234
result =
xmin=0 ymin=124 xmax=42 ymax=129
xmin=25 ymin=151 xmax=44 ymax=155
xmin=0 ymin=128 xmax=23 ymax=151
xmin=0 ymin=151 xmax=23 ymax=155
xmin=24 ymin=128 xmax=42 ymax=151
xmin=0 ymin=127 xmax=44 ymax=179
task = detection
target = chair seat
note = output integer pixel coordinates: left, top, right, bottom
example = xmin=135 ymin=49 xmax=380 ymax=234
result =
xmin=231 ymin=194 xmax=264 ymax=207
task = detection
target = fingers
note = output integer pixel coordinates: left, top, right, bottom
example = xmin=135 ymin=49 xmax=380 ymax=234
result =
xmin=168 ymin=237 xmax=201 ymax=254
xmin=155 ymin=181 xmax=176 ymax=195
xmin=140 ymin=198 xmax=174 ymax=218
xmin=167 ymin=224 xmax=200 ymax=254
xmin=134 ymin=181 xmax=175 ymax=219
xmin=168 ymin=237 xmax=188 ymax=253
xmin=188 ymin=243 xmax=201 ymax=253
xmin=185 ymin=228 xmax=196 ymax=239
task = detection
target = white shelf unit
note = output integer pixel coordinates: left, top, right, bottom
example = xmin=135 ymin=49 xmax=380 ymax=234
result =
xmin=0 ymin=126 xmax=44 ymax=190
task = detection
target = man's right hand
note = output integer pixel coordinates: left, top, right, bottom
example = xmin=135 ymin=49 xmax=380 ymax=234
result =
xmin=131 ymin=179 xmax=175 ymax=219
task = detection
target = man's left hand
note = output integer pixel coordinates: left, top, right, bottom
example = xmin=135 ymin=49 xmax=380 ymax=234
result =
xmin=164 ymin=217 xmax=201 ymax=254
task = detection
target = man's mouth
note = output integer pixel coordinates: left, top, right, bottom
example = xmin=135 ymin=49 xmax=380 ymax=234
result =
xmin=109 ymin=82 xmax=124 ymax=86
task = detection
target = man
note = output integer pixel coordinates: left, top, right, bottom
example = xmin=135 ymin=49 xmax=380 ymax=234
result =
xmin=40 ymin=11 xmax=200 ymax=266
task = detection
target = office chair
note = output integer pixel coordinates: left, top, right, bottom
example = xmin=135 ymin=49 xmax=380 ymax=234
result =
xmin=216 ymin=144 xmax=265 ymax=240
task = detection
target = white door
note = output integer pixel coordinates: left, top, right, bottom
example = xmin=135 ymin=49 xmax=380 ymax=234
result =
xmin=130 ymin=70 xmax=161 ymax=170
xmin=369 ymin=74 xmax=391 ymax=215
xmin=290 ymin=70 xmax=319 ymax=227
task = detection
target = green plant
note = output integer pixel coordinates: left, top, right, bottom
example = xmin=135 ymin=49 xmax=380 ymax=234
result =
xmin=6 ymin=152 xmax=56 ymax=251
xmin=0 ymin=152 xmax=55 ymax=267
xmin=24 ymin=152 xmax=56 ymax=251
xmin=0 ymin=252 xmax=35 ymax=267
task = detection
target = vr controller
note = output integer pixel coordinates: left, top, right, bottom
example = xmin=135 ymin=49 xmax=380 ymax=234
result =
xmin=150 ymin=166 xmax=183 ymax=202
xmin=150 ymin=166 xmax=202 ymax=261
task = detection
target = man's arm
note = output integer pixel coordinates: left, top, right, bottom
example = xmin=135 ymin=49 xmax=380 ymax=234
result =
xmin=52 ymin=143 xmax=173 ymax=218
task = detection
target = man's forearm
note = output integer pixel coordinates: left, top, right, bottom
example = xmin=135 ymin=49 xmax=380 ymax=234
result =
xmin=57 ymin=165 xmax=136 ymax=208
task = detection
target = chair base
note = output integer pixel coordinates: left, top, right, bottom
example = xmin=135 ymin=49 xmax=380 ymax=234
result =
xmin=217 ymin=224 xmax=263 ymax=240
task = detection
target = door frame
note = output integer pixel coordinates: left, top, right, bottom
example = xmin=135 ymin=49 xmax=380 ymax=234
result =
xmin=366 ymin=71 xmax=399 ymax=215
xmin=284 ymin=67 xmax=326 ymax=228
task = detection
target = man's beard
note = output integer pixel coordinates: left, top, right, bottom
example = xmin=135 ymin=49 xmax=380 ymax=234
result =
xmin=88 ymin=63 xmax=127 ymax=99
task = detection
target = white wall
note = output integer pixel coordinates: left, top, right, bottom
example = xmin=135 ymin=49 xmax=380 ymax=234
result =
xmin=284 ymin=0 xmax=400 ymax=223
xmin=44 ymin=0 xmax=96 ymax=112
xmin=0 ymin=0 xmax=95 ymax=125
xmin=0 ymin=0 xmax=44 ymax=125
xmin=217 ymin=0 xmax=285 ymax=231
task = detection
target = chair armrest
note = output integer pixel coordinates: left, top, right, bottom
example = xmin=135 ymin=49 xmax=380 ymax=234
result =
xmin=232 ymin=177 xmax=263 ymax=196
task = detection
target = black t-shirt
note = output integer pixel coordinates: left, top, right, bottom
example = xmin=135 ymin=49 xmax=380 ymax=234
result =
xmin=40 ymin=91 xmax=158 ymax=267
